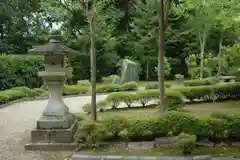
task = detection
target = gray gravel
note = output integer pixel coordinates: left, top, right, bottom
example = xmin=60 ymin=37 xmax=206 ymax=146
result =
xmin=0 ymin=95 xmax=107 ymax=160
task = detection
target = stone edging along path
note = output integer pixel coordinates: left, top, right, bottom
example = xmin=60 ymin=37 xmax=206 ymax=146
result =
xmin=71 ymin=154 xmax=212 ymax=160
xmin=71 ymin=154 xmax=240 ymax=160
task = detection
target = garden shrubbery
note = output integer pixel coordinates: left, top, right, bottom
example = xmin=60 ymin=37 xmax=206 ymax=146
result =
xmin=145 ymin=82 xmax=171 ymax=89
xmin=0 ymin=55 xmax=44 ymax=90
xmin=81 ymin=82 xmax=240 ymax=114
xmin=75 ymin=111 xmax=240 ymax=144
xmin=63 ymin=84 xmax=89 ymax=95
xmin=96 ymin=81 xmax=138 ymax=93
xmin=184 ymin=77 xmax=219 ymax=87
xmin=0 ymin=87 xmax=42 ymax=104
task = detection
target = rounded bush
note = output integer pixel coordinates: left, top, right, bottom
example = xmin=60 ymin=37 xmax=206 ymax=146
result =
xmin=145 ymin=82 xmax=171 ymax=90
xmin=63 ymin=85 xmax=89 ymax=95
xmin=12 ymin=87 xmax=38 ymax=97
xmin=122 ymin=81 xmax=138 ymax=91
xmin=106 ymin=92 xmax=126 ymax=109
xmin=78 ymin=80 xmax=91 ymax=87
xmin=96 ymin=84 xmax=122 ymax=93
xmin=172 ymin=133 xmax=197 ymax=155
xmin=102 ymin=75 xmax=120 ymax=84
xmin=102 ymin=116 xmax=129 ymax=137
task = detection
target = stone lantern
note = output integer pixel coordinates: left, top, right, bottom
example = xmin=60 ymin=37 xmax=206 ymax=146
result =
xmin=25 ymin=30 xmax=77 ymax=150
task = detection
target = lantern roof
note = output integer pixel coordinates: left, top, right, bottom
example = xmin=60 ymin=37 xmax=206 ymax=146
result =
xmin=29 ymin=30 xmax=75 ymax=55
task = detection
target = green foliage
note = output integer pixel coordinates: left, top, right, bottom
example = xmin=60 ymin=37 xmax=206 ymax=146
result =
xmin=0 ymin=55 xmax=44 ymax=90
xmin=77 ymin=80 xmax=91 ymax=87
xmin=178 ymin=82 xmax=240 ymax=102
xmin=102 ymin=75 xmax=120 ymax=84
xmin=75 ymin=122 xmax=107 ymax=145
xmin=165 ymin=90 xmax=185 ymax=111
xmin=184 ymin=77 xmax=218 ymax=87
xmin=96 ymin=82 xmax=139 ymax=93
xmin=122 ymin=81 xmax=138 ymax=91
xmin=96 ymin=84 xmax=122 ymax=93
xmin=121 ymin=93 xmax=138 ymax=108
xmin=82 ymin=100 xmax=109 ymax=114
xmin=63 ymin=85 xmax=89 ymax=95
xmin=106 ymin=92 xmax=126 ymax=109
xmin=102 ymin=116 xmax=129 ymax=137
xmin=76 ymin=111 xmax=240 ymax=144
xmin=172 ymin=133 xmax=197 ymax=155
xmin=175 ymin=74 xmax=184 ymax=83
xmin=11 ymin=87 xmax=38 ymax=97
xmin=145 ymin=82 xmax=171 ymax=90
xmin=0 ymin=87 xmax=42 ymax=104
xmin=32 ymin=88 xmax=45 ymax=94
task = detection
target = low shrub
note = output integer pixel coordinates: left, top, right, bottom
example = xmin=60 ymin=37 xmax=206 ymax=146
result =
xmin=105 ymin=92 xmax=126 ymax=109
xmin=74 ymin=121 xmax=107 ymax=145
xmin=177 ymin=82 xmax=240 ymax=102
xmin=75 ymin=111 xmax=240 ymax=144
xmin=184 ymin=77 xmax=218 ymax=87
xmin=102 ymin=116 xmax=129 ymax=137
xmin=78 ymin=80 xmax=91 ymax=87
xmin=136 ymin=90 xmax=159 ymax=107
xmin=63 ymin=85 xmax=89 ymax=95
xmin=121 ymin=93 xmax=138 ymax=108
xmin=96 ymin=82 xmax=138 ymax=93
xmin=145 ymin=82 xmax=171 ymax=90
xmin=33 ymin=88 xmax=45 ymax=94
xmin=96 ymin=84 xmax=122 ymax=93
xmin=0 ymin=89 xmax=25 ymax=104
xmin=82 ymin=100 xmax=109 ymax=114
xmin=12 ymin=87 xmax=39 ymax=97
xmin=172 ymin=133 xmax=197 ymax=155
xmin=102 ymin=75 xmax=120 ymax=84
xmin=122 ymin=81 xmax=138 ymax=91
xmin=165 ymin=90 xmax=184 ymax=111
xmin=175 ymin=74 xmax=184 ymax=83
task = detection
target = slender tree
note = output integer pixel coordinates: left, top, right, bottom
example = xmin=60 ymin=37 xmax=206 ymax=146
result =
xmin=158 ymin=0 xmax=165 ymax=112
xmin=84 ymin=0 xmax=97 ymax=121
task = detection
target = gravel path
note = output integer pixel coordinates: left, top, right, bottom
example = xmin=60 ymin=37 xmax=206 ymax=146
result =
xmin=0 ymin=95 xmax=107 ymax=160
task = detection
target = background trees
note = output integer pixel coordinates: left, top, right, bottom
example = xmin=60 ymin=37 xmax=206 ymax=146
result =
xmin=0 ymin=0 xmax=239 ymax=81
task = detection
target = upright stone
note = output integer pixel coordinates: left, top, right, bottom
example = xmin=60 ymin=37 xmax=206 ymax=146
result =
xmin=121 ymin=59 xmax=139 ymax=83
xmin=25 ymin=30 xmax=77 ymax=150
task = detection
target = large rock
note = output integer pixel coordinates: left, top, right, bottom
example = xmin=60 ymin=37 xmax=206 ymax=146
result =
xmin=121 ymin=59 xmax=139 ymax=83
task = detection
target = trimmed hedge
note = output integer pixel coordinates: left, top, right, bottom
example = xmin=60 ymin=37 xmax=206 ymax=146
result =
xmin=178 ymin=82 xmax=240 ymax=102
xmin=63 ymin=84 xmax=89 ymax=95
xmin=82 ymin=82 xmax=240 ymax=114
xmin=0 ymin=55 xmax=44 ymax=90
xmin=0 ymin=87 xmax=41 ymax=104
xmin=82 ymin=89 xmax=184 ymax=113
xmin=145 ymin=82 xmax=171 ymax=90
xmin=96 ymin=81 xmax=138 ymax=93
xmin=184 ymin=77 xmax=219 ymax=87
xmin=76 ymin=111 xmax=240 ymax=144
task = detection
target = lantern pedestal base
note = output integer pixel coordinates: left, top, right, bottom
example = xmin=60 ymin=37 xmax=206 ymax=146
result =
xmin=37 ymin=113 xmax=74 ymax=129
xmin=25 ymin=121 xmax=77 ymax=151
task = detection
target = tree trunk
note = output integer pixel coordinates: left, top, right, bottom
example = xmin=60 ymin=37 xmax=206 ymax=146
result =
xmin=146 ymin=59 xmax=149 ymax=80
xmin=217 ymin=30 xmax=224 ymax=79
xmin=158 ymin=0 xmax=165 ymax=113
xmin=89 ymin=0 xmax=97 ymax=121
xmin=199 ymin=31 xmax=206 ymax=79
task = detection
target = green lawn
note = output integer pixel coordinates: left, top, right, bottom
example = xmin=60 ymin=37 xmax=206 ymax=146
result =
xmin=78 ymin=147 xmax=240 ymax=157
xmin=97 ymin=101 xmax=240 ymax=119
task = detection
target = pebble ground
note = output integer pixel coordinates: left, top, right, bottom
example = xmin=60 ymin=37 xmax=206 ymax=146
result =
xmin=0 ymin=95 xmax=107 ymax=160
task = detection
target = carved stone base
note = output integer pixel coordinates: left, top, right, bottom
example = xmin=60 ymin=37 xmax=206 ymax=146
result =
xmin=37 ymin=113 xmax=74 ymax=129
xmin=31 ymin=121 xmax=77 ymax=143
